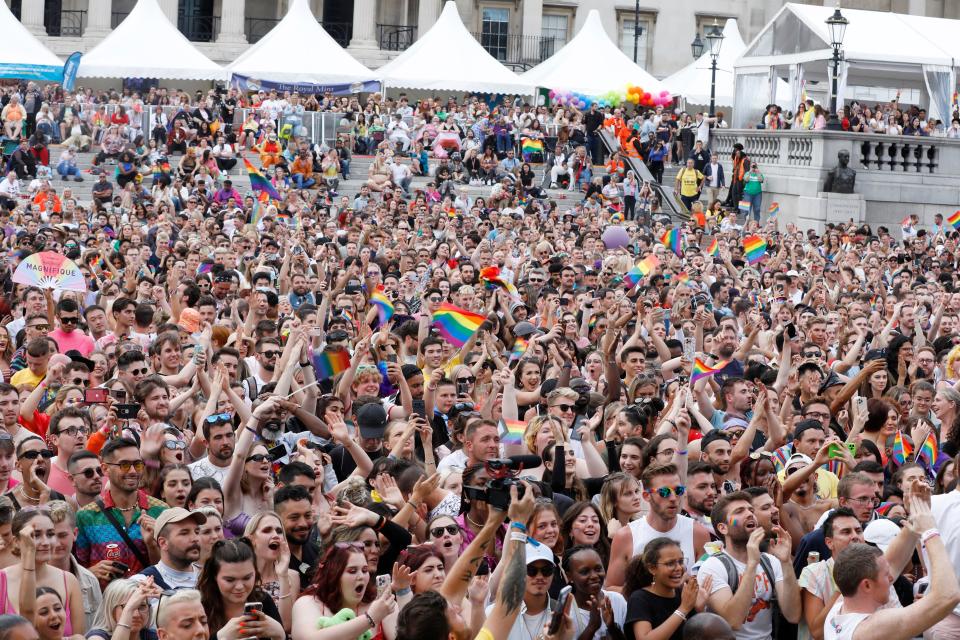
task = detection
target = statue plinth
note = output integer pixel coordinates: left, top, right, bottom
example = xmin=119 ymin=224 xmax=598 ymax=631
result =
xmin=794 ymin=192 xmax=866 ymax=235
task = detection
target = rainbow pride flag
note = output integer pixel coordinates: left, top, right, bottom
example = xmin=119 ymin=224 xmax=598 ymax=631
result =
xmin=676 ymin=271 xmax=691 ymax=285
xmin=892 ymin=430 xmax=913 ymax=466
xmin=768 ymin=202 xmax=780 ymax=218
xmin=916 ymin=431 xmax=939 ymax=470
xmin=433 ymin=303 xmax=486 ymax=347
xmin=499 ymin=419 xmax=527 ymax=445
xmin=625 ymin=254 xmax=660 ymax=287
xmin=521 ymin=138 xmax=544 ymax=158
xmin=243 ymin=156 xmax=282 ymax=202
xmin=738 ymin=200 xmax=751 ymax=213
xmin=706 ymin=238 xmax=719 ymax=257
xmin=771 ymin=443 xmax=793 ymax=474
xmin=948 ymin=210 xmax=960 ymax=230
xmin=743 ymin=235 xmax=767 ymax=265
xmin=312 ymin=348 xmax=351 ymax=380
xmin=660 ymin=228 xmax=683 ymax=257
xmin=691 ymin=357 xmax=729 ymax=384
xmin=370 ymin=286 xmax=395 ymax=326
xmin=510 ymin=337 xmax=529 ymax=361
xmin=479 ymin=266 xmax=519 ymax=298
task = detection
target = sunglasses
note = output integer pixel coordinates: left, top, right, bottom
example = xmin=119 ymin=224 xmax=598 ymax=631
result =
xmin=163 ymin=440 xmax=187 ymax=451
xmin=260 ymin=350 xmax=281 ymax=359
xmin=204 ymin=413 xmax=232 ymax=424
xmin=105 ymin=461 xmax=145 ymax=473
xmin=430 ymin=524 xmax=460 ymax=538
xmin=551 ymin=404 xmax=575 ymax=413
xmin=59 ymin=316 xmax=79 ymax=324
xmin=457 ymin=376 xmax=476 ymax=384
xmin=20 ymin=449 xmax=55 ymax=460
xmin=246 ymin=454 xmax=270 ymax=463
xmin=127 ymin=367 xmax=149 ymax=376
xmin=654 ymin=485 xmax=686 ymax=498
xmin=29 ymin=324 xmax=50 ymax=331
xmin=526 ymin=564 xmax=555 ymax=578
xmin=72 ymin=466 xmax=105 ymax=479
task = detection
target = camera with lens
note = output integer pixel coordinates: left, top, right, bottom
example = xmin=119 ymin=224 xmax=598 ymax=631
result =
xmin=463 ymin=455 xmax=541 ymax=511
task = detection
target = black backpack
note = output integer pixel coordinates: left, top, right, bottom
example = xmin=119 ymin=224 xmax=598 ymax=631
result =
xmin=712 ymin=552 xmax=782 ymax=637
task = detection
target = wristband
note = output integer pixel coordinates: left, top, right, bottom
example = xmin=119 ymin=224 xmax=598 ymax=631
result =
xmin=922 ymin=528 xmax=941 ymax=545
xmin=393 ymin=586 xmax=412 ymax=597
xmin=509 ymin=532 xmax=528 ymax=543
xmin=245 ymin=425 xmax=261 ymax=440
xmin=673 ymin=610 xmax=687 ymax=621
xmin=299 ymin=361 xmax=311 ymax=367
xmin=364 ymin=612 xmax=376 ymax=629
xmin=677 ymin=450 xmax=688 ymax=456
xmin=510 ymin=522 xmax=527 ymax=532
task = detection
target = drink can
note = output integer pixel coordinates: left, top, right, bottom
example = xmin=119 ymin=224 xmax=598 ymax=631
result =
xmin=105 ymin=543 xmax=121 ymax=561
xmin=807 ymin=551 xmax=820 ymax=565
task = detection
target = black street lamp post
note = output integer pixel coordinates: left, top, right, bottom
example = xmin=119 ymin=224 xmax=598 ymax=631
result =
xmin=825 ymin=6 xmax=849 ymax=130
xmin=691 ymin=21 xmax=725 ymax=117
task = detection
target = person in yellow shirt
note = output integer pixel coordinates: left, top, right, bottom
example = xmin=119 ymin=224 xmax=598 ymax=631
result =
xmin=674 ymin=158 xmax=704 ymax=213
xmin=9 ymin=338 xmax=52 ymax=389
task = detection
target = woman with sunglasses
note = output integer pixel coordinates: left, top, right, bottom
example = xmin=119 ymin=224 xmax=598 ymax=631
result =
xmin=244 ymin=511 xmax=299 ymax=633
xmin=155 ymin=464 xmax=191 ymax=508
xmin=198 ymin=539 xmax=285 ymax=640
xmin=290 ymin=542 xmax=398 ymax=640
xmin=87 ymin=578 xmax=162 ymax=640
xmin=1 ymin=508 xmax=85 ymax=635
xmin=222 ymin=401 xmax=279 ymax=538
xmin=426 ymin=515 xmax=465 ymax=571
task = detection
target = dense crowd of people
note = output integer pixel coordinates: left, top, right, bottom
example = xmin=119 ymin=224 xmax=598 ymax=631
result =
xmin=754 ymin=98 xmax=960 ymax=136
xmin=1 ymin=79 xmax=960 ymax=640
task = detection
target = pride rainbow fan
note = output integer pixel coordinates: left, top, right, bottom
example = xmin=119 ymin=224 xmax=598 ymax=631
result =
xmin=12 ymin=252 xmax=87 ymax=292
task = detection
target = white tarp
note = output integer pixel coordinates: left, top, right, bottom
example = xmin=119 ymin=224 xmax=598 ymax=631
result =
xmin=0 ymin=1 xmax=63 ymax=76
xmin=521 ymin=10 xmax=664 ymax=96
xmin=377 ymin=1 xmax=532 ymax=95
xmin=228 ymin=0 xmax=376 ymax=85
xmin=662 ymin=20 xmax=745 ymax=108
xmin=78 ymin=0 xmax=226 ymax=80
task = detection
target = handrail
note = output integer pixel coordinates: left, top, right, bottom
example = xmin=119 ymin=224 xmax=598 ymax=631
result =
xmin=597 ymin=129 xmax=686 ymax=222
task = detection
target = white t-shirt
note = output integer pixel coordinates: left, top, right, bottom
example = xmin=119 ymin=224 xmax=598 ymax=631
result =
xmin=187 ymin=456 xmax=230 ymax=486
xmin=823 ymin=598 xmax=870 ymax=640
xmin=569 ymin=590 xmax=627 ymax=640
xmin=931 ymin=490 xmax=960 ymax=616
xmin=698 ymin=552 xmax=784 ymax=640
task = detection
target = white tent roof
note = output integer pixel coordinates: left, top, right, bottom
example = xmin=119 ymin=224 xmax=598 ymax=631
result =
xmin=228 ymin=0 xmax=375 ymax=84
xmin=521 ymin=10 xmax=664 ymax=96
xmin=377 ymin=1 xmax=531 ymax=94
xmin=78 ymin=0 xmax=226 ymax=80
xmin=661 ymin=20 xmax=745 ymax=107
xmin=0 ymin=0 xmax=62 ymax=71
xmin=737 ymin=3 xmax=955 ymax=68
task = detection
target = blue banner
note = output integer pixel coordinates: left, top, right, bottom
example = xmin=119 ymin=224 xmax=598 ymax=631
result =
xmin=61 ymin=52 xmax=81 ymax=91
xmin=0 ymin=63 xmax=63 ymax=82
xmin=229 ymin=74 xmax=381 ymax=95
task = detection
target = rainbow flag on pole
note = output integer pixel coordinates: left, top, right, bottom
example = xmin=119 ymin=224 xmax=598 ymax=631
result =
xmin=499 ymin=419 xmax=527 ymax=445
xmin=738 ymin=200 xmax=751 ymax=214
xmin=948 ymin=210 xmax=960 ymax=230
xmin=768 ymin=202 xmax=780 ymax=218
xmin=510 ymin=337 xmax=529 ymax=361
xmin=743 ymin=235 xmax=768 ymax=265
xmin=706 ymin=238 xmax=719 ymax=257
xmin=479 ymin=266 xmax=519 ymax=298
xmin=370 ymin=285 xmax=395 ymax=326
xmin=625 ymin=254 xmax=660 ymax=287
xmin=243 ymin=156 xmax=282 ymax=202
xmin=916 ymin=431 xmax=939 ymax=471
xmin=691 ymin=358 xmax=729 ymax=384
xmin=312 ymin=348 xmax=352 ymax=380
xmin=432 ymin=303 xmax=486 ymax=347
xmin=892 ymin=430 xmax=913 ymax=466
xmin=659 ymin=228 xmax=683 ymax=256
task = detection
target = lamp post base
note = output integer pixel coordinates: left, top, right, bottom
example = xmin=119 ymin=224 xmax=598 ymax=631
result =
xmin=825 ymin=115 xmax=843 ymax=131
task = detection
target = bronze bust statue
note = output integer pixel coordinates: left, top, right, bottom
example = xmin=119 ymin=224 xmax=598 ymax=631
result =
xmin=824 ymin=149 xmax=856 ymax=193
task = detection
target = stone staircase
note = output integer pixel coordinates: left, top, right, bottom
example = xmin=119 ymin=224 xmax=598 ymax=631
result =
xmin=49 ymin=147 xmax=607 ymax=212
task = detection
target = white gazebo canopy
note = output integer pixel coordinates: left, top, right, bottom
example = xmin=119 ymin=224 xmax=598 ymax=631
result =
xmin=78 ymin=0 xmax=226 ymax=80
xmin=662 ymin=19 xmax=746 ymax=108
xmin=377 ymin=1 xmax=532 ymax=95
xmin=228 ymin=0 xmax=376 ymax=85
xmin=521 ymin=10 xmax=665 ymax=96
xmin=0 ymin=0 xmax=63 ymax=81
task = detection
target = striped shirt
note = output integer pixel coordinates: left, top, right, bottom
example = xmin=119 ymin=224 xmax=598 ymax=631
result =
xmin=75 ymin=489 xmax=168 ymax=574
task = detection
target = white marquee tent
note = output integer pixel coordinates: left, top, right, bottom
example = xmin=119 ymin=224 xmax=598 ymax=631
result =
xmin=521 ymin=10 xmax=664 ymax=97
xmin=662 ymin=19 xmax=747 ymax=108
xmin=0 ymin=0 xmax=63 ymax=81
xmin=377 ymin=1 xmax=532 ymax=95
xmin=77 ymin=0 xmax=226 ymax=80
xmin=228 ymin=0 xmax=376 ymax=85
xmin=733 ymin=3 xmax=960 ymax=127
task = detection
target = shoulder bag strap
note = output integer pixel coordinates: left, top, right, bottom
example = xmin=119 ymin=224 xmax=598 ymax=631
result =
xmin=95 ymin=498 xmax=150 ymax=569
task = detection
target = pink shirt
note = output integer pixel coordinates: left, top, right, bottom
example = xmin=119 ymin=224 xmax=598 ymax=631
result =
xmin=49 ymin=328 xmax=95 ymax=357
xmin=46 ymin=461 xmax=74 ymax=497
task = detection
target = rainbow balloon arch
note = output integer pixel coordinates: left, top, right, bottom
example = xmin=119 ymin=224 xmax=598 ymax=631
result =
xmin=547 ymin=85 xmax=673 ymax=109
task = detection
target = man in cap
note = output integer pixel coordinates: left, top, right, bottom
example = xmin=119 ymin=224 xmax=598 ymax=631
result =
xmin=485 ymin=540 xmax=557 ymax=639
xmin=329 ymin=400 xmax=385 ymax=482
xmin=133 ymin=507 xmax=206 ymax=590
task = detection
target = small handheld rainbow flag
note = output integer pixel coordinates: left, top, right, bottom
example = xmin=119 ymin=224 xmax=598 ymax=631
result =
xmin=312 ymin=348 xmax=352 ymax=380
xmin=743 ymin=235 xmax=767 ymax=265
xmin=691 ymin=358 xmax=729 ymax=384
xmin=370 ymin=285 xmax=395 ymax=326
xmin=916 ymin=431 xmax=939 ymax=470
xmin=901 ymin=216 xmax=912 ymax=231
xmin=660 ymin=228 xmax=683 ymax=257
xmin=706 ymin=238 xmax=719 ymax=257
xmin=892 ymin=430 xmax=913 ymax=466
xmin=625 ymin=254 xmax=660 ymax=287
xmin=433 ymin=303 xmax=486 ymax=347
xmin=510 ymin=337 xmax=529 ymax=361
xmin=499 ymin=418 xmax=527 ymax=445
xmin=243 ymin=156 xmax=282 ymax=202
xmin=479 ymin=266 xmax=519 ymax=298
xmin=768 ymin=202 xmax=780 ymax=218
xmin=738 ymin=200 xmax=751 ymax=213
xmin=948 ymin=210 xmax=960 ymax=230
xmin=676 ymin=272 xmax=691 ymax=285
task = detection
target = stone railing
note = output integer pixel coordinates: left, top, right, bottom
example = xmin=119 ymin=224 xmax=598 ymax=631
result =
xmin=711 ymin=129 xmax=954 ymax=176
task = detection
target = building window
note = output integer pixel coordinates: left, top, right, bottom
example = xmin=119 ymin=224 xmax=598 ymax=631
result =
xmin=695 ymin=15 xmax=728 ymax=40
xmin=541 ymin=13 xmax=568 ymax=56
xmin=618 ymin=13 xmax=653 ymax=69
xmin=480 ymin=7 xmax=510 ymax=61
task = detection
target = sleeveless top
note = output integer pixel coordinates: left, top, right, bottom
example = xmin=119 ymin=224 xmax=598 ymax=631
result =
xmin=0 ymin=570 xmax=73 ymax=636
xmin=628 ymin=515 xmax=696 ymax=569
xmin=824 ymin=599 xmax=870 ymax=640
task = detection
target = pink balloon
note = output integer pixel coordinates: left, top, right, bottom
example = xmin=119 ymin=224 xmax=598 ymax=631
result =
xmin=549 ymin=90 xmax=556 ymax=99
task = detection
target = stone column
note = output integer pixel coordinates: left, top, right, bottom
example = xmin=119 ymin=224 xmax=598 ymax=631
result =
xmin=417 ymin=0 xmax=439 ymax=36
xmin=21 ymin=0 xmax=47 ymax=36
xmin=348 ymin=0 xmax=378 ymax=49
xmin=85 ymin=0 xmax=112 ymax=38
xmin=520 ymin=0 xmax=542 ymax=62
xmin=217 ymin=0 xmax=247 ymax=44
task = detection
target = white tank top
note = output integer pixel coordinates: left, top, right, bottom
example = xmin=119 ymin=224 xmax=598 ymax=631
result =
xmin=824 ymin=599 xmax=870 ymax=640
xmin=628 ymin=515 xmax=696 ymax=569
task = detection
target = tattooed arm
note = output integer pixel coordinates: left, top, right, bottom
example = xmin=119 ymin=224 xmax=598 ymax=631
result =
xmin=439 ymin=502 xmax=508 ymax=604
xmin=474 ymin=484 xmax=536 ymax=640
